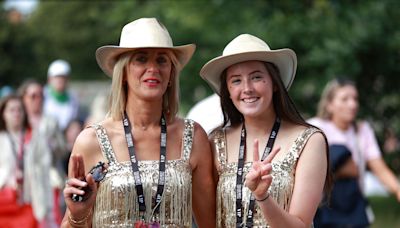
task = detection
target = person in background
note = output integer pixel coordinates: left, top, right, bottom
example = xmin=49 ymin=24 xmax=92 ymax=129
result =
xmin=309 ymin=78 xmax=400 ymax=227
xmin=62 ymin=119 xmax=84 ymax=175
xmin=84 ymin=91 xmax=109 ymax=127
xmin=186 ymin=93 xmax=223 ymax=134
xmin=44 ymin=59 xmax=79 ymax=131
xmin=18 ymin=79 xmax=67 ymax=226
xmin=62 ymin=17 xmax=215 ymax=227
xmin=0 ymin=85 xmax=14 ymax=98
xmin=200 ymin=34 xmax=329 ymax=227
xmin=0 ymin=95 xmax=40 ymax=227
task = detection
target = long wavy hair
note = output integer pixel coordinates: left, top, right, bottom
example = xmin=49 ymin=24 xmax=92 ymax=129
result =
xmin=108 ymin=49 xmax=180 ymax=123
xmin=219 ymin=61 xmax=332 ymax=195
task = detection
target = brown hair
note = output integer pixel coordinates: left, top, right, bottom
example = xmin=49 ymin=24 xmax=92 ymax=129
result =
xmin=219 ymin=61 xmax=332 ymax=195
xmin=17 ymin=79 xmax=43 ymax=98
xmin=0 ymin=94 xmax=29 ymax=131
xmin=219 ymin=61 xmax=309 ymax=128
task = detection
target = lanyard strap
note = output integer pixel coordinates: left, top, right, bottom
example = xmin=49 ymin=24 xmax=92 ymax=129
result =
xmin=7 ymin=131 xmax=25 ymax=173
xmin=122 ymin=112 xmax=167 ymax=216
xmin=236 ymin=117 xmax=281 ymax=228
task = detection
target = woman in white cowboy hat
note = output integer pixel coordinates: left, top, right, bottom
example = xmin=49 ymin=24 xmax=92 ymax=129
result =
xmin=62 ymin=18 xmax=216 ymax=228
xmin=201 ymin=34 xmax=330 ymax=227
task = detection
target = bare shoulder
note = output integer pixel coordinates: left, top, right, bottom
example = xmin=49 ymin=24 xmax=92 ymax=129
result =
xmin=184 ymin=118 xmax=212 ymax=167
xmin=71 ymin=126 xmax=103 ymax=171
xmin=281 ymin=121 xmax=327 ymax=156
xmin=175 ymin=117 xmax=208 ymax=140
xmin=72 ymin=127 xmax=99 ymax=156
xmin=300 ymin=126 xmax=328 ymax=161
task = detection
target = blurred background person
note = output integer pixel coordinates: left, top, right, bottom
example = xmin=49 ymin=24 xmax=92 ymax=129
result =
xmin=309 ymin=78 xmax=400 ymax=227
xmin=0 ymin=85 xmax=14 ymax=98
xmin=186 ymin=93 xmax=223 ymax=134
xmin=62 ymin=118 xmax=84 ymax=176
xmin=84 ymin=91 xmax=109 ymax=127
xmin=18 ymin=79 xmax=67 ymax=226
xmin=0 ymin=95 xmax=38 ymax=227
xmin=44 ymin=59 xmax=79 ymax=131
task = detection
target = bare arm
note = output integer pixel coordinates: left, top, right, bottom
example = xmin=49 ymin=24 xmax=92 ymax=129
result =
xmin=335 ymin=158 xmax=359 ymax=179
xmin=246 ymin=132 xmax=327 ymax=228
xmin=191 ymin=123 xmax=216 ymax=228
xmin=368 ymin=158 xmax=400 ymax=202
xmin=61 ymin=128 xmax=103 ymax=228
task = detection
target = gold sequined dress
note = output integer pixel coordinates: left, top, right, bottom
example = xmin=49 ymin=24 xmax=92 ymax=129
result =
xmin=211 ymin=127 xmax=320 ymax=228
xmin=90 ymin=119 xmax=194 ymax=228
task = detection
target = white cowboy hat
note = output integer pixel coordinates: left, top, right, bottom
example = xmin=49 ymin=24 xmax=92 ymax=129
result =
xmin=200 ymin=34 xmax=297 ymax=94
xmin=96 ymin=18 xmax=196 ymax=77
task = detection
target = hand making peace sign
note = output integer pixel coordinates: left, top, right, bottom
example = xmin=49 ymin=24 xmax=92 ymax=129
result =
xmin=245 ymin=139 xmax=281 ymax=201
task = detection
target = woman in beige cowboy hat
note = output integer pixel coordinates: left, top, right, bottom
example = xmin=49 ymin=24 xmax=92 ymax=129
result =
xmin=201 ymin=34 xmax=330 ymax=227
xmin=62 ymin=18 xmax=216 ymax=228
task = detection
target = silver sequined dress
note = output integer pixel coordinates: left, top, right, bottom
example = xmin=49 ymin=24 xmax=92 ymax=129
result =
xmin=90 ymin=119 xmax=194 ymax=228
xmin=211 ymin=127 xmax=320 ymax=228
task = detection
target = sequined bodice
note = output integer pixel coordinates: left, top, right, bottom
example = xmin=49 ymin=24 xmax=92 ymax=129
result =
xmin=211 ymin=127 xmax=320 ymax=228
xmin=91 ymin=119 xmax=194 ymax=228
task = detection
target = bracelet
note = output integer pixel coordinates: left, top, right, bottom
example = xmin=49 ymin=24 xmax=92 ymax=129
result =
xmin=68 ymin=210 xmax=92 ymax=227
xmin=255 ymin=192 xmax=270 ymax=202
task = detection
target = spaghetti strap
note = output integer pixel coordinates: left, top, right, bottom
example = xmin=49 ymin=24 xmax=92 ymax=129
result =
xmin=182 ymin=119 xmax=194 ymax=161
xmin=90 ymin=124 xmax=117 ymax=166
xmin=210 ymin=128 xmax=227 ymax=171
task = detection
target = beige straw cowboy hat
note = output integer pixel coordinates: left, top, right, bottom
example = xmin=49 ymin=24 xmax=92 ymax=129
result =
xmin=200 ymin=34 xmax=297 ymax=94
xmin=96 ymin=18 xmax=196 ymax=77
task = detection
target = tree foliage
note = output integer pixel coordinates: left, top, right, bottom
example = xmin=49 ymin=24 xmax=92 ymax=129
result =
xmin=1 ymin=0 xmax=399 ymax=140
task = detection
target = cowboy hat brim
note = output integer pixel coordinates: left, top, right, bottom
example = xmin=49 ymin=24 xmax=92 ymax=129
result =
xmin=200 ymin=49 xmax=297 ymax=94
xmin=96 ymin=44 xmax=196 ymax=77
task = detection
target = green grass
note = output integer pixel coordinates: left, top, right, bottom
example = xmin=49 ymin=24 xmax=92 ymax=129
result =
xmin=369 ymin=196 xmax=400 ymax=228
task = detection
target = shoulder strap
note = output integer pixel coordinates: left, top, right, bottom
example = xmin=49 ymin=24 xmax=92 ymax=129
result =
xmin=291 ymin=127 xmax=322 ymax=157
xmin=210 ymin=128 xmax=227 ymax=169
xmin=89 ymin=124 xmax=117 ymax=165
xmin=182 ymin=119 xmax=195 ymax=161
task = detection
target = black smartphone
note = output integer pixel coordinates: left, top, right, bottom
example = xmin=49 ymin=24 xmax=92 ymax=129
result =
xmin=71 ymin=161 xmax=108 ymax=202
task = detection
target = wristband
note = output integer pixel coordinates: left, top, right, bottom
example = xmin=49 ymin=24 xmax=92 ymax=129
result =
xmin=255 ymin=192 xmax=270 ymax=202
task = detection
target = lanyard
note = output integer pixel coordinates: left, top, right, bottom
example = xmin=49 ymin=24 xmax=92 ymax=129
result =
xmin=7 ymin=131 xmax=25 ymax=174
xmin=122 ymin=112 xmax=167 ymax=218
xmin=236 ymin=117 xmax=281 ymax=228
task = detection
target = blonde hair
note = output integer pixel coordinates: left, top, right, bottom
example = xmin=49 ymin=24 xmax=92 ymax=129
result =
xmin=317 ymin=78 xmax=356 ymax=120
xmin=109 ymin=49 xmax=181 ymax=122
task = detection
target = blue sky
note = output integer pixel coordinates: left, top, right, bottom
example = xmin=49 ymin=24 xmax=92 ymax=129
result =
xmin=4 ymin=0 xmax=38 ymax=14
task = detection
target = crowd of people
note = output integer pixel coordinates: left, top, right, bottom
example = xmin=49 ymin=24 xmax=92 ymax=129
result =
xmin=0 ymin=17 xmax=399 ymax=228
xmin=0 ymin=59 xmax=100 ymax=227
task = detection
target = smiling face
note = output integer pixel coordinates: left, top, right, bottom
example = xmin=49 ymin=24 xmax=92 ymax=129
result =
xmin=327 ymin=84 xmax=359 ymax=126
xmin=125 ymin=48 xmax=173 ymax=101
xmin=226 ymin=60 xmax=275 ymax=119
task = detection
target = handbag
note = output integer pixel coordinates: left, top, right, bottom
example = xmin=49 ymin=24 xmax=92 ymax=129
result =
xmin=314 ymin=145 xmax=371 ymax=227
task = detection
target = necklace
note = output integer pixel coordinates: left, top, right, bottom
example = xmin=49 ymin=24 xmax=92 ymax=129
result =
xmin=235 ymin=117 xmax=281 ymax=227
